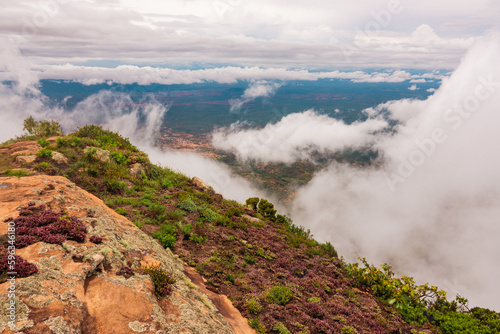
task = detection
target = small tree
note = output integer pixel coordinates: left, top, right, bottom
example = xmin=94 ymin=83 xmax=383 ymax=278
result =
xmin=23 ymin=116 xmax=63 ymax=137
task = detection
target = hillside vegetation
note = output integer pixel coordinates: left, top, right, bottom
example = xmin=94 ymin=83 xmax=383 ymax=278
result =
xmin=1 ymin=119 xmax=499 ymax=334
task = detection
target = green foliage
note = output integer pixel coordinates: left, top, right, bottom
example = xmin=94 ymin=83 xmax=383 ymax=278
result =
xmin=257 ymin=199 xmax=277 ymax=221
xmin=246 ymin=298 xmax=262 ymax=314
xmin=23 ymin=116 xmax=63 ymax=137
xmin=248 ymin=318 xmax=266 ymax=334
xmin=2 ymin=169 xmax=31 ymax=177
xmin=142 ymin=264 xmax=177 ymax=298
xmin=153 ymin=224 xmax=178 ymax=248
xmin=225 ymin=272 xmax=236 ymax=284
xmin=105 ymin=180 xmax=127 ymax=194
xmin=273 ymin=322 xmax=291 ymax=334
xmin=36 ymin=138 xmax=50 ymax=148
xmin=243 ymin=254 xmax=255 ymax=265
xmin=37 ymin=148 xmax=53 ymax=158
xmin=307 ymin=297 xmax=321 ymax=304
xmin=110 ymin=151 xmax=130 ymax=165
xmin=344 ymin=257 xmax=499 ymax=332
xmin=245 ymin=197 xmax=260 ymax=210
xmin=177 ymin=196 xmax=198 ymax=213
xmin=225 ymin=206 xmax=244 ymax=217
xmin=179 ymin=223 xmax=192 ymax=236
xmin=115 ymin=207 xmax=128 ymax=216
xmin=33 ymin=162 xmax=52 ymax=172
xmin=341 ymin=326 xmax=358 ymax=334
xmin=266 ymin=285 xmax=293 ymax=305
xmin=189 ymin=233 xmax=204 ymax=243
xmin=199 ymin=205 xmax=223 ymax=223
xmin=73 ymin=124 xmax=138 ymax=151
xmin=139 ymin=194 xmax=165 ymax=216
xmin=165 ymin=209 xmax=186 ymax=221
xmin=319 ymin=242 xmax=338 ymax=258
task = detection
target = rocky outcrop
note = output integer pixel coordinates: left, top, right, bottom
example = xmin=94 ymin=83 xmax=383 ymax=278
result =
xmin=84 ymin=146 xmax=111 ymax=163
xmin=15 ymin=155 xmax=37 ymax=164
xmin=51 ymin=151 xmax=68 ymax=164
xmin=6 ymin=141 xmax=42 ymax=157
xmin=46 ymin=137 xmax=61 ymax=145
xmin=0 ymin=176 xmax=239 ymax=334
xmin=129 ymin=163 xmax=145 ymax=178
xmin=192 ymin=177 xmax=211 ymax=192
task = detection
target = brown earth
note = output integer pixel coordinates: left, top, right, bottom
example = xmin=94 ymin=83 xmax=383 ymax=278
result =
xmin=0 ymin=175 xmax=253 ymax=334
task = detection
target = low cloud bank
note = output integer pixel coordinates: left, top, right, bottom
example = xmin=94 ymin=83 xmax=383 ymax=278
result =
xmin=213 ymin=110 xmax=387 ymax=163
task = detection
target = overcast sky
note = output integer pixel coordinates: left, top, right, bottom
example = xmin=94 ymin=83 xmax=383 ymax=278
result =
xmin=1 ymin=0 xmax=499 ymax=72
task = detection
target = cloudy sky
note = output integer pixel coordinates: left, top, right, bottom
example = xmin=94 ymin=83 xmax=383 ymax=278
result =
xmin=1 ymin=0 xmax=499 ymax=75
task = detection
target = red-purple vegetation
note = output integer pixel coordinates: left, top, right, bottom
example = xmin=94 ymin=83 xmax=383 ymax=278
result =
xmin=12 ymin=203 xmax=87 ymax=248
xmin=90 ymin=235 xmax=103 ymax=244
xmin=0 ymin=246 xmax=38 ymax=279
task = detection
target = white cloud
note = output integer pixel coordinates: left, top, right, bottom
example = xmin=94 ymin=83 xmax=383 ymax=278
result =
xmin=0 ymin=1 xmax=497 ymax=68
xmin=229 ymin=81 xmax=281 ymax=113
xmin=212 ymin=110 xmax=387 ymax=163
xmin=408 ymin=84 xmax=419 ymax=90
xmin=0 ymin=61 xmax=447 ymax=86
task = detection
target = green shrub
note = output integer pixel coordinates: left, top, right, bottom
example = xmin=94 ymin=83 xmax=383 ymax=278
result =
xmin=36 ymin=138 xmax=50 ymax=148
xmin=106 ymin=180 xmax=127 ymax=194
xmin=33 ymin=162 xmax=52 ymax=171
xmin=273 ymin=322 xmax=291 ymax=334
xmin=177 ymin=196 xmax=197 ymax=213
xmin=2 ymin=169 xmax=31 ymax=177
xmin=56 ymin=137 xmax=67 ymax=147
xmin=23 ymin=116 xmax=63 ymax=137
xmin=245 ymin=197 xmax=260 ymax=210
xmin=165 ymin=209 xmax=186 ymax=221
xmin=307 ymin=297 xmax=321 ymax=304
xmin=37 ymin=148 xmax=53 ymax=158
xmin=225 ymin=206 xmax=244 ymax=217
xmin=257 ymin=199 xmax=277 ymax=221
xmin=142 ymin=264 xmax=177 ymax=298
xmin=189 ymin=233 xmax=204 ymax=243
xmin=74 ymin=124 xmax=138 ymax=152
xmin=199 ymin=205 xmax=222 ymax=223
xmin=266 ymin=285 xmax=293 ymax=305
xmin=153 ymin=224 xmax=178 ymax=248
xmin=115 ymin=207 xmax=128 ymax=216
xmin=246 ymin=298 xmax=262 ymax=314
xmin=225 ymin=272 xmax=236 ymax=284
xmin=248 ymin=318 xmax=266 ymax=334
xmin=243 ymin=254 xmax=255 ymax=265
xmin=341 ymin=326 xmax=358 ymax=334
xmin=110 ymin=151 xmax=130 ymax=165
xmin=179 ymin=223 xmax=192 ymax=236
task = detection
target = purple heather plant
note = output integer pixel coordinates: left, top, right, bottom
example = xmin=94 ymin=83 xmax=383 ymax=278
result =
xmin=12 ymin=204 xmax=87 ymax=248
xmin=90 ymin=235 xmax=103 ymax=244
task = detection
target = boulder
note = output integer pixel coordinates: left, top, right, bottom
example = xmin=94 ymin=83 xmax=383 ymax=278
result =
xmin=51 ymin=151 xmax=68 ymax=164
xmin=242 ymin=214 xmax=261 ymax=224
xmin=8 ymin=141 xmax=42 ymax=156
xmin=0 ymin=176 xmax=237 ymax=334
xmin=46 ymin=136 xmax=62 ymax=145
xmin=129 ymin=163 xmax=145 ymax=178
xmin=84 ymin=146 xmax=111 ymax=163
xmin=192 ymin=176 xmax=211 ymax=192
xmin=15 ymin=155 xmax=37 ymax=164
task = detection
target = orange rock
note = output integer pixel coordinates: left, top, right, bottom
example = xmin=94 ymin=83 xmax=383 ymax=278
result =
xmin=0 ymin=175 xmax=238 ymax=333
